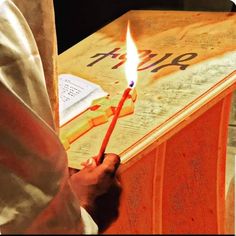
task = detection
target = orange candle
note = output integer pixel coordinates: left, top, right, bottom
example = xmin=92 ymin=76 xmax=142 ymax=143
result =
xmin=95 ymin=85 xmax=133 ymax=164
xmin=95 ymin=21 xmax=139 ymax=165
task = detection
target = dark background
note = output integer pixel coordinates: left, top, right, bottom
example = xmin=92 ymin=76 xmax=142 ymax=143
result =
xmin=53 ymin=0 xmax=235 ymax=54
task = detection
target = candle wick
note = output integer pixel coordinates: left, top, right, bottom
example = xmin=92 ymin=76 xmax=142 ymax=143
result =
xmin=129 ymin=80 xmax=134 ymax=87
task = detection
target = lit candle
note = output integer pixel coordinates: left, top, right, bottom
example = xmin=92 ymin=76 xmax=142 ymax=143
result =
xmin=95 ymin=21 xmax=139 ymax=164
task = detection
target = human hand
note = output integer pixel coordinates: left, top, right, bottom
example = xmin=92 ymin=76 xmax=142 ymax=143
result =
xmin=70 ymin=153 xmax=121 ymax=231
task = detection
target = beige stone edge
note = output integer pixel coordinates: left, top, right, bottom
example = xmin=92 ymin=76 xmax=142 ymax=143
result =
xmin=121 ymin=72 xmax=236 ymax=164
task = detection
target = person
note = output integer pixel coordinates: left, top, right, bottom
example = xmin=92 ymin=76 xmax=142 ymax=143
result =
xmin=0 ymin=0 xmax=121 ymax=234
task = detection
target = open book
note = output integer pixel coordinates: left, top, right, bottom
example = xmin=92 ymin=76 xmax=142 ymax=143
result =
xmin=59 ymin=74 xmax=108 ymax=126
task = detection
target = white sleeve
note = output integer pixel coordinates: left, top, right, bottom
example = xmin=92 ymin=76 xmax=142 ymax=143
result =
xmin=0 ymin=0 xmax=92 ymax=234
xmin=80 ymin=207 xmax=99 ymax=234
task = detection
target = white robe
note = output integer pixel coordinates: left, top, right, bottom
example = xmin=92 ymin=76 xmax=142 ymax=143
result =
xmin=0 ymin=0 xmax=97 ymax=233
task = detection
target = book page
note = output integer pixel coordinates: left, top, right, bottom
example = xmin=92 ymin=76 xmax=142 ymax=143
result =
xmin=59 ymin=74 xmax=108 ymax=126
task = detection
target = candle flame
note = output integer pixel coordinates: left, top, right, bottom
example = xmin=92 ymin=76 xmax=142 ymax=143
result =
xmin=125 ymin=21 xmax=139 ymax=88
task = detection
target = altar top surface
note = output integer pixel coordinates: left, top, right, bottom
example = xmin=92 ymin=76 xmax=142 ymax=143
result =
xmin=58 ymin=10 xmax=236 ymax=168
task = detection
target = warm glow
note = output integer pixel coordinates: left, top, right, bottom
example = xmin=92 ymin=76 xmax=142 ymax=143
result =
xmin=125 ymin=21 xmax=139 ymax=88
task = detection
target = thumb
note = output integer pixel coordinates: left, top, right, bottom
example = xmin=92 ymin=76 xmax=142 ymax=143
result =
xmin=81 ymin=157 xmax=97 ymax=169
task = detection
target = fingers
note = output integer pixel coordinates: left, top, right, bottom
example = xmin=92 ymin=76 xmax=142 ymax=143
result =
xmin=82 ymin=153 xmax=120 ymax=173
xmin=81 ymin=157 xmax=97 ymax=169
xmin=84 ymin=153 xmax=120 ymax=187
xmin=70 ymin=153 xmax=121 ymax=219
xmin=93 ymin=153 xmax=120 ymax=179
xmin=78 ymin=153 xmax=120 ymax=185
xmin=102 ymin=153 xmax=120 ymax=172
